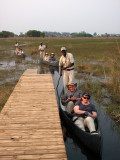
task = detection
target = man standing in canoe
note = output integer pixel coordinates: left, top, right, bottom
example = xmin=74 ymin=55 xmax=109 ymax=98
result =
xmin=59 ymin=47 xmax=75 ymax=87
xmin=38 ymin=42 xmax=47 ymax=60
xmin=15 ymin=42 xmax=19 ymax=54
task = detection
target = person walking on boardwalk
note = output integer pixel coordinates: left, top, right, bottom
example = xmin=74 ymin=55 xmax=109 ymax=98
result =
xmin=59 ymin=47 xmax=75 ymax=87
xmin=38 ymin=42 xmax=47 ymax=60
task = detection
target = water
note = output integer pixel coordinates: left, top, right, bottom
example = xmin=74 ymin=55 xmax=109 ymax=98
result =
xmin=0 ymin=52 xmax=120 ymax=160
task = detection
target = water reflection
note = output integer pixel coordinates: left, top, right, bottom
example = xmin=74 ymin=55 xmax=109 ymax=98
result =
xmin=37 ymin=64 xmax=59 ymax=75
xmin=61 ymin=122 xmax=102 ymax=160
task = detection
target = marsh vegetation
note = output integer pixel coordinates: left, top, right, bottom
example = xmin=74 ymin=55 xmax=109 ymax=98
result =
xmin=0 ymin=37 xmax=120 ymax=124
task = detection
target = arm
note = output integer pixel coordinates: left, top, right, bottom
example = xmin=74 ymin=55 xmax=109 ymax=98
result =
xmin=60 ymin=62 xmax=74 ymax=76
xmin=62 ymin=98 xmax=71 ymax=104
xmin=62 ymin=62 xmax=74 ymax=70
xmin=62 ymin=96 xmax=81 ymax=104
xmin=59 ymin=57 xmax=64 ymax=76
xmin=70 ymin=96 xmax=81 ymax=101
xmin=61 ymin=93 xmax=71 ymax=104
xmin=88 ymin=111 xmax=97 ymax=119
xmin=74 ymin=105 xmax=86 ymax=115
xmin=69 ymin=90 xmax=82 ymax=102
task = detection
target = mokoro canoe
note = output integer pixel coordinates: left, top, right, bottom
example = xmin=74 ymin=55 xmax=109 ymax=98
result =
xmin=15 ymin=53 xmax=26 ymax=58
xmin=59 ymin=91 xmax=102 ymax=155
xmin=40 ymin=58 xmax=59 ymax=67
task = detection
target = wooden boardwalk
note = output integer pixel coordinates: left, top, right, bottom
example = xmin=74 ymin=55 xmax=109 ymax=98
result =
xmin=0 ymin=69 xmax=67 ymax=160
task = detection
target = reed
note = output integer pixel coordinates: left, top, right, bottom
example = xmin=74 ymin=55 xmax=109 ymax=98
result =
xmin=107 ymin=58 xmax=120 ymax=103
xmin=78 ymin=80 xmax=103 ymax=102
xmin=102 ymin=64 xmax=107 ymax=83
xmin=0 ymin=81 xmax=17 ymax=111
xmin=116 ymin=38 xmax=120 ymax=55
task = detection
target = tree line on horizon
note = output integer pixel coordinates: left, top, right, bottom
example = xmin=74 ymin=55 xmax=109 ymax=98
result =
xmin=0 ymin=30 xmax=120 ymax=38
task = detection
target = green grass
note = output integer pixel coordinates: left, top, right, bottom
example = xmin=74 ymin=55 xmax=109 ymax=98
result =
xmin=1 ymin=37 xmax=120 ymax=60
xmin=0 ymin=81 xmax=18 ymax=111
xmin=75 ymin=63 xmax=111 ymax=77
xmin=0 ymin=37 xmax=120 ymax=124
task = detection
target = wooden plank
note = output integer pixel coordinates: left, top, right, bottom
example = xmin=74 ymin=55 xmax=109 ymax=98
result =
xmin=0 ymin=69 xmax=67 ymax=159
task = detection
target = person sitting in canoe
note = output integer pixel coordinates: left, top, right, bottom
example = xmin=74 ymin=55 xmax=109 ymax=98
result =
xmin=73 ymin=92 xmax=98 ymax=134
xmin=61 ymin=82 xmax=82 ymax=114
xmin=16 ymin=48 xmax=24 ymax=55
xmin=49 ymin=53 xmax=56 ymax=62
xmin=44 ymin=53 xmax=49 ymax=62
xmin=20 ymin=49 xmax=24 ymax=55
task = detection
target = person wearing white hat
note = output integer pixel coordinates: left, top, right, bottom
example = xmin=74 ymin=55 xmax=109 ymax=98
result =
xmin=44 ymin=53 xmax=49 ymax=61
xmin=49 ymin=53 xmax=56 ymax=62
xmin=59 ymin=47 xmax=75 ymax=87
xmin=38 ymin=42 xmax=47 ymax=60
xmin=61 ymin=82 xmax=82 ymax=114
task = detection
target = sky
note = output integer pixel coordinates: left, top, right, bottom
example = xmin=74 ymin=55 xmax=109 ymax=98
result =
xmin=0 ymin=0 xmax=120 ymax=35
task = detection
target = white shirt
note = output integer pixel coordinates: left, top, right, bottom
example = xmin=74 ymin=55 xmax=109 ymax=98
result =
xmin=44 ymin=56 xmax=49 ymax=61
xmin=59 ymin=52 xmax=74 ymax=70
xmin=38 ymin=45 xmax=46 ymax=51
xmin=21 ymin=51 xmax=24 ymax=54
xmin=15 ymin=43 xmax=18 ymax=47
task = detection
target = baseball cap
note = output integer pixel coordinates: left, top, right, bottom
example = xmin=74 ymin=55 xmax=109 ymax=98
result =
xmin=61 ymin=47 xmax=66 ymax=51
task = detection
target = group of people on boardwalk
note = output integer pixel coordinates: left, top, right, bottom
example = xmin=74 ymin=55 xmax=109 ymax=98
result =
xmin=59 ymin=46 xmax=98 ymax=135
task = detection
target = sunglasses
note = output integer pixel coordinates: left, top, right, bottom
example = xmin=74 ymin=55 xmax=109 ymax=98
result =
xmin=83 ymin=97 xmax=90 ymax=99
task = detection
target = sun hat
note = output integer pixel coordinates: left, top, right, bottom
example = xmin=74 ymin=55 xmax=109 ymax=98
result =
xmin=45 ymin=53 xmax=48 ymax=55
xmin=66 ymin=82 xmax=77 ymax=88
xmin=61 ymin=47 xmax=66 ymax=51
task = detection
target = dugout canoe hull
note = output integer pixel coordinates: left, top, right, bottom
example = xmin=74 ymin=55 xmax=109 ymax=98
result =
xmin=40 ymin=58 xmax=59 ymax=67
xmin=59 ymin=92 xmax=102 ymax=155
